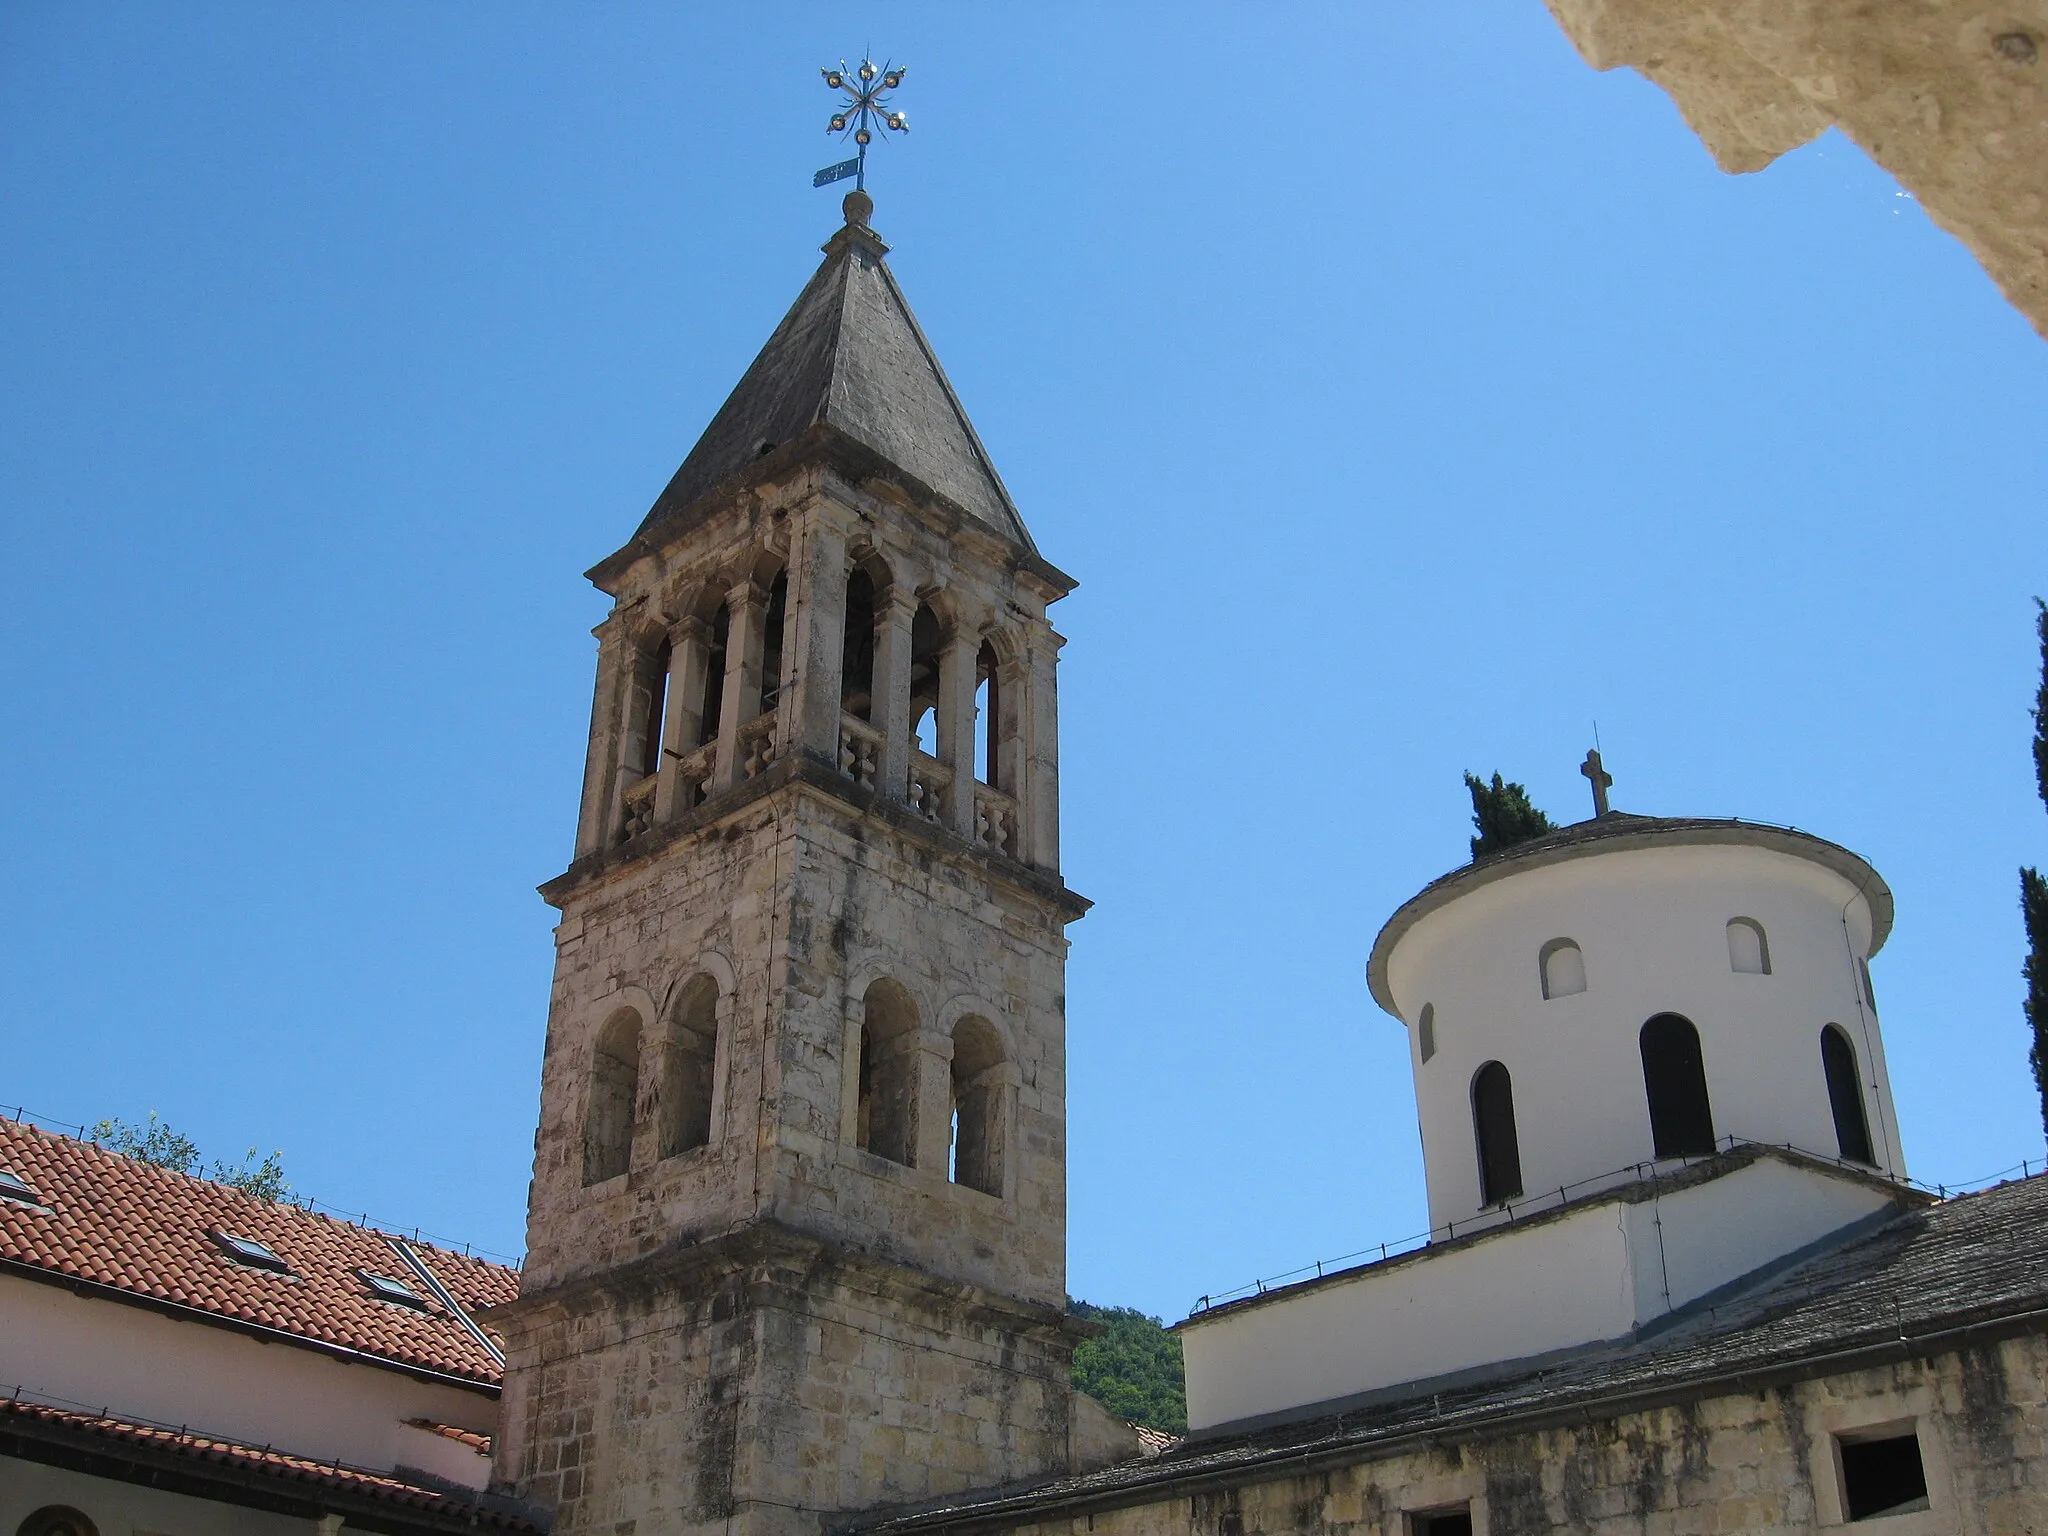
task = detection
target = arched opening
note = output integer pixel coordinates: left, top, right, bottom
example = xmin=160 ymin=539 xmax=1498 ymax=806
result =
xmin=1418 ymin=1002 xmax=1437 ymax=1063
xmin=660 ymin=975 xmax=719 ymax=1158
xmin=758 ymin=570 xmax=789 ymax=715
xmin=1471 ymin=1061 xmax=1522 ymax=1205
xmin=583 ymin=1008 xmax=641 ymax=1185
xmin=1539 ymin=939 xmax=1586 ymax=1000
xmin=856 ymin=979 xmax=919 ymax=1167
xmin=698 ymin=603 xmax=730 ymax=746
xmin=1822 ymin=1025 xmax=1875 ymax=1165
xmin=842 ymin=568 xmax=877 ymax=720
xmin=635 ymin=638 xmax=672 ymax=779
xmin=909 ymin=604 xmax=943 ymax=757
xmin=1640 ymin=1013 xmax=1716 ymax=1158
xmin=949 ymin=1015 xmax=1006 ymax=1197
xmin=1727 ymin=917 xmax=1771 ymax=975
xmin=16 ymin=1510 xmax=99 ymax=1536
xmin=975 ymin=640 xmax=1000 ymax=785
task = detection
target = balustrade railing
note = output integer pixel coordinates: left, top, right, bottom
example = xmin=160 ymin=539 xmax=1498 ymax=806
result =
xmin=972 ymin=783 xmax=1018 ymax=856
xmin=838 ymin=714 xmax=882 ymax=790
xmin=907 ymin=751 xmax=951 ymax=824
xmin=620 ymin=773 xmax=657 ymax=841
xmin=669 ymin=740 xmax=715 ymax=810
xmin=738 ymin=712 xmax=779 ymax=780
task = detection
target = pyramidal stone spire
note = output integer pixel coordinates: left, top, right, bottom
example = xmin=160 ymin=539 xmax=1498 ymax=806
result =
xmin=635 ymin=190 xmax=1036 ymax=554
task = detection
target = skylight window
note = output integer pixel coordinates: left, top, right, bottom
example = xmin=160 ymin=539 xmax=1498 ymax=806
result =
xmin=360 ymin=1270 xmax=430 ymax=1309
xmin=0 ymin=1168 xmax=43 ymax=1206
xmin=212 ymin=1230 xmax=290 ymax=1272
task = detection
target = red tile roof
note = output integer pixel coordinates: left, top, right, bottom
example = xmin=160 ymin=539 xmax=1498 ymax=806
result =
xmin=0 ymin=1395 xmax=539 ymax=1533
xmin=0 ymin=1117 xmax=517 ymax=1386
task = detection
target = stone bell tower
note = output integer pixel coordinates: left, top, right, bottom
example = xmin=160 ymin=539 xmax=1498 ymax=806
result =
xmin=488 ymin=190 xmax=1090 ymax=1536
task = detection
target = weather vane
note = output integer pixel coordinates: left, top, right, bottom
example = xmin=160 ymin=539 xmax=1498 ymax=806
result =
xmin=813 ymin=58 xmax=907 ymax=193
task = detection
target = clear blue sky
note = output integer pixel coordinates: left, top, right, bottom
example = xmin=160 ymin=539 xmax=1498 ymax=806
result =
xmin=4 ymin=5 xmax=2045 ymax=1322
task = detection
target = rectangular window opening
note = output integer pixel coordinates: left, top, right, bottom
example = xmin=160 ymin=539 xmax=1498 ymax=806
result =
xmin=1409 ymin=1506 xmax=1473 ymax=1536
xmin=1839 ymin=1429 xmax=1929 ymax=1521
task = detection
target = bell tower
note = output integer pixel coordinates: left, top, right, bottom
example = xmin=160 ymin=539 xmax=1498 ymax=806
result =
xmin=489 ymin=191 xmax=1090 ymax=1536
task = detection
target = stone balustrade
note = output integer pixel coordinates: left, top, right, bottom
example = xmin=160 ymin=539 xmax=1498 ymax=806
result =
xmin=973 ymin=783 xmax=1018 ymax=856
xmin=838 ymin=714 xmax=882 ymax=790
xmin=908 ymin=751 xmax=952 ymax=825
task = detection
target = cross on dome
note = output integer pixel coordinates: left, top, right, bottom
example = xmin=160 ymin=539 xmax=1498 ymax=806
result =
xmin=1581 ymin=747 xmax=1614 ymax=817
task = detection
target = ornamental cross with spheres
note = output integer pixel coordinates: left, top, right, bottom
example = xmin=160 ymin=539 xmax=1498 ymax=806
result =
xmin=817 ymin=58 xmax=908 ymax=194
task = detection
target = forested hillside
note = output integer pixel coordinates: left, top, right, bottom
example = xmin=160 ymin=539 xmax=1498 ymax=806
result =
xmin=1069 ymin=1300 xmax=1187 ymax=1435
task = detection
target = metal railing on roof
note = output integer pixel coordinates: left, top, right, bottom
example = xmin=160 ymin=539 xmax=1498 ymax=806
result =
xmin=0 ymin=1102 xmax=523 ymax=1269
xmin=1184 ymin=1135 xmax=2047 ymax=1318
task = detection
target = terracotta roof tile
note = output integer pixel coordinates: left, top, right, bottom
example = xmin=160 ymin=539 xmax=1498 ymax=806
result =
xmin=0 ymin=1395 xmax=539 ymax=1532
xmin=0 ymin=1118 xmax=517 ymax=1385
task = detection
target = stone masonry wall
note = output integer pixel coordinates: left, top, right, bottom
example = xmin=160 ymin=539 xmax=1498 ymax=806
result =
xmin=960 ymin=1333 xmax=2048 ymax=1536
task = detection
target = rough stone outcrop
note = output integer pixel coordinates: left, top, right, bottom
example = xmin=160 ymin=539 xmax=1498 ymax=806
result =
xmin=1544 ymin=0 xmax=2048 ymax=337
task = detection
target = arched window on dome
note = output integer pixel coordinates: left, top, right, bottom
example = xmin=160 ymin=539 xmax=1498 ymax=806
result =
xmin=1640 ymin=1013 xmax=1716 ymax=1158
xmin=1727 ymin=917 xmax=1771 ymax=975
xmin=1539 ymin=938 xmax=1586 ymax=1000
xmin=1822 ymin=1025 xmax=1876 ymax=1165
xmin=1471 ymin=1061 xmax=1523 ymax=1206
xmin=1417 ymin=1003 xmax=1437 ymax=1064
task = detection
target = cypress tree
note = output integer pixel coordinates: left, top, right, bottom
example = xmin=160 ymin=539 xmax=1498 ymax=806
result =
xmin=2024 ymin=600 xmax=2048 ymax=1139
xmin=1464 ymin=772 xmax=1555 ymax=862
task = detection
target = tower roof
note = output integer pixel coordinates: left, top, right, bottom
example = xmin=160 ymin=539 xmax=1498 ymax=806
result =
xmin=634 ymin=195 xmax=1036 ymax=555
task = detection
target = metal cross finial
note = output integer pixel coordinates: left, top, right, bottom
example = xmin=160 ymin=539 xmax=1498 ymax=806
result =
xmin=1581 ymin=748 xmax=1614 ymax=818
xmin=814 ymin=58 xmax=908 ymax=193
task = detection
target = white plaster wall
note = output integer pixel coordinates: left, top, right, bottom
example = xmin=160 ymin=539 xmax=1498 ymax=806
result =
xmin=1384 ymin=843 xmax=1903 ymax=1230
xmin=0 ymin=1276 xmax=496 ymax=1487
xmin=1180 ymin=1201 xmax=1636 ymax=1432
xmin=1178 ymin=1156 xmax=1904 ymax=1434
xmin=0 ymin=1458 xmax=329 ymax=1536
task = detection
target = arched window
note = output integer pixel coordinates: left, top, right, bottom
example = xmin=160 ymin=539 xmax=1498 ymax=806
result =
xmin=909 ymin=604 xmax=943 ymax=758
xmin=975 ymin=641 xmax=1000 ymax=785
xmin=1539 ymin=939 xmax=1586 ymax=1000
xmin=698 ymin=603 xmax=730 ymax=746
xmin=625 ymin=636 xmax=672 ymax=781
xmin=1727 ymin=917 xmax=1771 ymax=975
xmin=582 ymin=1008 xmax=641 ymax=1185
xmin=1640 ymin=1013 xmax=1716 ymax=1158
xmin=842 ymin=568 xmax=877 ymax=720
xmin=1822 ymin=1025 xmax=1876 ymax=1165
xmin=856 ymin=979 xmax=919 ymax=1167
xmin=16 ymin=1510 xmax=99 ymax=1536
xmin=1418 ymin=1002 xmax=1437 ymax=1064
xmin=949 ymin=1016 xmax=1006 ymax=1197
xmin=1471 ymin=1061 xmax=1523 ymax=1206
xmin=758 ymin=570 xmax=789 ymax=714
xmin=660 ymin=975 xmax=719 ymax=1158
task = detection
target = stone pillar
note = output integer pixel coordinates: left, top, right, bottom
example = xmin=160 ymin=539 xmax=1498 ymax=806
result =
xmin=938 ymin=627 xmax=979 ymax=839
xmin=784 ymin=513 xmax=851 ymax=764
xmin=573 ymin=617 xmax=630 ymax=859
xmin=654 ymin=616 xmax=712 ymax=821
xmin=872 ymin=591 xmax=916 ymax=802
xmin=1025 ymin=629 xmax=1064 ymax=870
xmin=911 ymin=1026 xmax=956 ymax=1177
xmin=713 ymin=581 xmax=768 ymax=792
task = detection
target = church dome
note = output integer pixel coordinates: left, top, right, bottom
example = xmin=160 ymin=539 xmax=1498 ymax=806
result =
xmin=1368 ymin=814 xmax=1904 ymax=1232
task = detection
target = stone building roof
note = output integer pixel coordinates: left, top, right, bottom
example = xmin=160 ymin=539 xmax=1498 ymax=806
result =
xmin=1367 ymin=813 xmax=1894 ymax=1017
xmin=849 ymin=1171 xmax=2048 ymax=1535
xmin=0 ymin=1395 xmax=541 ymax=1535
xmin=0 ymin=1117 xmax=516 ymax=1387
xmin=633 ymin=197 xmax=1036 ymax=556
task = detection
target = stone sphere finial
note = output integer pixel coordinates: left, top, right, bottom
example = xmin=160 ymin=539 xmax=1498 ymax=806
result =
xmin=843 ymin=188 xmax=874 ymax=227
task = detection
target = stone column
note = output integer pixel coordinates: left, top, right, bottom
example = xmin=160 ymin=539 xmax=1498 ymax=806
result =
xmin=712 ymin=581 xmax=768 ymax=792
xmin=573 ymin=616 xmax=630 ymax=859
xmin=783 ymin=512 xmax=851 ymax=764
xmin=1025 ymin=628 xmax=1064 ymax=870
xmin=654 ymin=616 xmax=712 ymax=822
xmin=910 ymin=1026 xmax=956 ymax=1177
xmin=872 ymin=590 xmax=917 ymax=802
xmin=938 ymin=627 xmax=980 ymax=839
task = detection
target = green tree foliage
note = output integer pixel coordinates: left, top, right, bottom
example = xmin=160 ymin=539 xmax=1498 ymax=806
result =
xmin=1069 ymin=1300 xmax=1186 ymax=1435
xmin=2024 ymin=600 xmax=2048 ymax=1140
xmin=93 ymin=1113 xmax=292 ymax=1203
xmin=1464 ymin=771 xmax=1555 ymax=862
